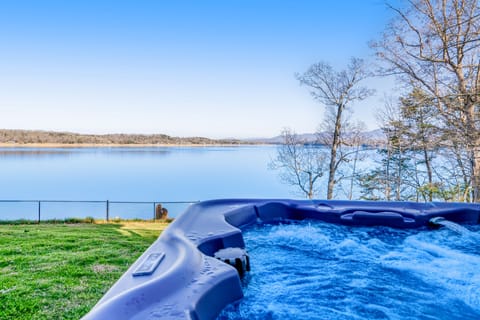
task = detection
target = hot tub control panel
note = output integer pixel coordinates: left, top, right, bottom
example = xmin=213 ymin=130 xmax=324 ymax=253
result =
xmin=132 ymin=252 xmax=165 ymax=277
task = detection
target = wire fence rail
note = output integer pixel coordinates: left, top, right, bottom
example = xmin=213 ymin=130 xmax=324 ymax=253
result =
xmin=0 ymin=199 xmax=200 ymax=223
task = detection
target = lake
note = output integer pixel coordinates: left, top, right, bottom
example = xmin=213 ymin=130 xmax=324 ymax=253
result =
xmin=0 ymin=146 xmax=299 ymax=220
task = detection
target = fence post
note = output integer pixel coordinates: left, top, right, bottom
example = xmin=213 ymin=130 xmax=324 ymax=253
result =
xmin=153 ymin=202 xmax=156 ymax=221
xmin=106 ymin=200 xmax=109 ymax=222
xmin=38 ymin=201 xmax=41 ymax=224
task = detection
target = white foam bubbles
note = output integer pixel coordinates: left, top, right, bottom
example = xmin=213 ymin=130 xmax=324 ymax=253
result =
xmin=218 ymin=221 xmax=480 ymax=320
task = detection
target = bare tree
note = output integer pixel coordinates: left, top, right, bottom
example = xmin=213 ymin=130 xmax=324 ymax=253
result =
xmin=269 ymin=129 xmax=327 ymax=199
xmin=360 ymin=100 xmax=417 ymax=201
xmin=344 ymin=122 xmax=369 ymax=200
xmin=371 ymin=0 xmax=480 ymax=201
xmin=436 ymin=145 xmax=472 ymax=201
xmin=296 ymin=58 xmax=374 ymax=199
xmin=320 ymin=115 xmax=370 ymax=199
xmin=381 ymin=100 xmax=416 ymax=201
xmin=399 ymin=88 xmax=441 ymax=201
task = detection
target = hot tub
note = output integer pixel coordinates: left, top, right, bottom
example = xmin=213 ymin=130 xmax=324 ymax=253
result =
xmin=82 ymin=199 xmax=480 ymax=320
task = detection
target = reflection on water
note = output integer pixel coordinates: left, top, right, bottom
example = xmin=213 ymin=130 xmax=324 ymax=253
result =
xmin=0 ymin=147 xmax=173 ymax=158
xmin=0 ymin=148 xmax=75 ymax=158
xmin=109 ymin=148 xmax=171 ymax=154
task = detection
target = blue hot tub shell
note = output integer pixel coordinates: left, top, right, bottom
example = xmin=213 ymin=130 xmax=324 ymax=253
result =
xmin=82 ymin=199 xmax=480 ymax=320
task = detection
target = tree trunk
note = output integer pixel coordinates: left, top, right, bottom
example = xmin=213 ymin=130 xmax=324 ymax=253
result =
xmin=385 ymin=145 xmax=391 ymax=201
xmin=348 ymin=144 xmax=360 ymax=200
xmin=327 ymin=146 xmax=337 ymax=200
xmin=453 ymin=144 xmax=469 ymax=201
xmin=472 ymin=145 xmax=480 ymax=202
xmin=422 ymin=146 xmax=433 ymax=202
xmin=327 ymin=104 xmax=344 ymax=199
xmin=467 ymin=101 xmax=480 ymax=202
xmin=308 ymin=172 xmax=314 ymax=199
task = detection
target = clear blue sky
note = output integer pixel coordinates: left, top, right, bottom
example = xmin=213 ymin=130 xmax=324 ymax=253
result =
xmin=0 ymin=0 xmax=399 ymax=138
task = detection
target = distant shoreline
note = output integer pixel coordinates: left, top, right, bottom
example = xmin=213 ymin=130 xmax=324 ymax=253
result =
xmin=0 ymin=129 xmax=251 ymax=146
xmin=0 ymin=142 xmax=265 ymax=148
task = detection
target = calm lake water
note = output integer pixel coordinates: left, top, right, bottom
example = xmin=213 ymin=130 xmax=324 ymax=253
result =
xmin=0 ymin=146 xmax=298 ymax=220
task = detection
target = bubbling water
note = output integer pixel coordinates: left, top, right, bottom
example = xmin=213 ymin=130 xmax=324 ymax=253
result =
xmin=218 ymin=220 xmax=480 ymax=320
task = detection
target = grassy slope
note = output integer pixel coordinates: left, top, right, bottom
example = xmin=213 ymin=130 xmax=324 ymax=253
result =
xmin=0 ymin=222 xmax=168 ymax=320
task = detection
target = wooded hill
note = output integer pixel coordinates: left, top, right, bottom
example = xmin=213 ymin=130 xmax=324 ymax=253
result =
xmin=0 ymin=129 xmax=243 ymax=145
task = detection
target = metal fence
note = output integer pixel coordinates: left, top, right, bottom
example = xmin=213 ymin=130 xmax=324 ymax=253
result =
xmin=0 ymin=199 xmax=199 ymax=222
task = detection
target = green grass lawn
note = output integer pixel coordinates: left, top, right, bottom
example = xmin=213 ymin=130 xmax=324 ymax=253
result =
xmin=0 ymin=222 xmax=168 ymax=320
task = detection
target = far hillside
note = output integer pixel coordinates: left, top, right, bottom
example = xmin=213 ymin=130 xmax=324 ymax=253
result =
xmin=244 ymin=129 xmax=387 ymax=146
xmin=0 ymin=129 xmax=243 ymax=145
